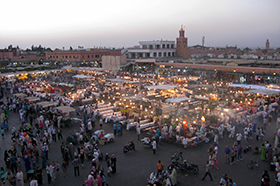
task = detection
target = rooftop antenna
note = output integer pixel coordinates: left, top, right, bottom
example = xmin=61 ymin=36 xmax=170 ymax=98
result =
xmin=202 ymin=36 xmax=205 ymax=47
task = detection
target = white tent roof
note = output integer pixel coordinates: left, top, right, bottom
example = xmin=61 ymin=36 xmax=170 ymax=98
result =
xmin=166 ymin=97 xmax=190 ymax=103
xmin=55 ymin=106 xmax=75 ymax=113
xmin=145 ymin=85 xmax=178 ymax=90
xmin=37 ymin=101 xmax=58 ymax=108
xmin=25 ymin=97 xmax=41 ymax=102
xmin=229 ymin=84 xmax=280 ymax=94
xmin=13 ymin=93 xmax=27 ymax=98
xmin=73 ymin=74 xmax=91 ymax=79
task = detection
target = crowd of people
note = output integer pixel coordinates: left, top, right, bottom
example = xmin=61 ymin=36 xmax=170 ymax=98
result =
xmin=0 ymin=68 xmax=280 ymax=186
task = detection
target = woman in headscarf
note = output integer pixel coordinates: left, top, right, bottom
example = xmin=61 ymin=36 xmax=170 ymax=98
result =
xmin=24 ymin=155 xmax=31 ymax=173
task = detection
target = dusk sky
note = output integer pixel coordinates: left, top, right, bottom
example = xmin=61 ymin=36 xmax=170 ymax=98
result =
xmin=1 ymin=0 xmax=279 ymax=50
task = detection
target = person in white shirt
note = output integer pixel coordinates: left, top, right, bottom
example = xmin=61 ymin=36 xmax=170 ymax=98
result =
xmin=152 ymin=140 xmax=157 ymax=155
xmin=214 ymin=134 xmax=219 ymax=145
xmin=39 ymin=115 xmax=44 ymax=123
xmin=182 ymin=138 xmax=188 ymax=148
xmin=236 ymin=131 xmax=242 ymax=145
xmin=29 ymin=177 xmax=38 ymax=186
xmin=87 ymin=121 xmax=92 ymax=131
xmin=227 ymin=124 xmax=231 ymax=137
xmin=169 ymin=125 xmax=173 ymax=134
xmin=275 ymin=170 xmax=280 ymax=185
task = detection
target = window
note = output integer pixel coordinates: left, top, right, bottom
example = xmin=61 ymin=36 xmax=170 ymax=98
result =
xmin=65 ymin=56 xmax=68 ymax=58
xmin=50 ymin=56 xmax=52 ymax=58
xmin=162 ymin=44 xmax=165 ymax=48
xmin=82 ymin=55 xmax=84 ymax=58
xmin=149 ymin=45 xmax=153 ymax=49
xmin=142 ymin=45 xmax=147 ymax=49
xmin=168 ymin=52 xmax=171 ymax=56
xmin=88 ymin=55 xmax=90 ymax=58
xmin=156 ymin=45 xmax=160 ymax=49
xmin=172 ymin=52 xmax=175 ymax=56
xmin=164 ymin=52 xmax=166 ymax=57
xmin=56 ymin=56 xmax=58 ymax=58
xmin=62 ymin=56 xmax=64 ymax=58
xmin=69 ymin=56 xmax=71 ymax=58
xmin=95 ymin=55 xmax=99 ymax=58
xmin=159 ymin=52 xmax=162 ymax=57
xmin=167 ymin=44 xmax=170 ymax=48
xmin=171 ymin=44 xmax=174 ymax=48
xmin=153 ymin=52 xmax=157 ymax=57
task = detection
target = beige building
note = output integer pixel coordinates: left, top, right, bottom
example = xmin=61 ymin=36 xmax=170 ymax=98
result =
xmin=102 ymin=56 xmax=127 ymax=71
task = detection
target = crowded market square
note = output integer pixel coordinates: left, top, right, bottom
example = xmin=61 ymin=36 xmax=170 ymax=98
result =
xmin=0 ymin=66 xmax=279 ymax=186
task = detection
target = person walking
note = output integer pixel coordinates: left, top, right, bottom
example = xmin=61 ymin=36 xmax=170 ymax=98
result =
xmin=15 ymin=169 xmax=24 ymax=186
xmin=72 ymin=156 xmax=80 ymax=176
xmin=237 ymin=144 xmax=243 ymax=161
xmin=157 ymin=160 xmax=164 ymax=174
xmin=36 ymin=167 xmax=43 ymax=185
xmin=230 ymin=147 xmax=236 ymax=165
xmin=224 ymin=145 xmax=231 ymax=163
xmin=261 ymin=143 xmax=266 ymax=162
xmin=113 ymin=123 xmax=117 ymax=136
xmin=261 ymin=170 xmax=270 ymax=186
xmin=152 ymin=139 xmax=157 ymax=155
xmin=111 ymin=154 xmax=117 ymax=174
xmin=117 ymin=122 xmax=122 ymax=136
xmin=79 ymin=149 xmax=85 ymax=168
xmin=236 ymin=131 xmax=242 ymax=145
xmin=202 ymin=161 xmax=213 ymax=181
xmin=57 ymin=127 xmax=63 ymax=140
xmin=62 ymin=161 xmax=68 ymax=178
xmin=136 ymin=125 xmax=141 ymax=140
xmin=46 ymin=164 xmax=52 ymax=184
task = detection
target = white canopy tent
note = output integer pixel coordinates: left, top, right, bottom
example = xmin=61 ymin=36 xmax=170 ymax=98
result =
xmin=37 ymin=101 xmax=58 ymax=108
xmin=13 ymin=93 xmax=27 ymax=98
xmin=55 ymin=106 xmax=75 ymax=113
xmin=145 ymin=85 xmax=178 ymax=90
xmin=166 ymin=97 xmax=190 ymax=103
xmin=229 ymin=84 xmax=280 ymax=94
xmin=73 ymin=74 xmax=91 ymax=79
xmin=25 ymin=97 xmax=41 ymax=102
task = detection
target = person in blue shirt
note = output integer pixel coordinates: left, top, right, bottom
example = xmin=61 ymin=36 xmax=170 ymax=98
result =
xmin=113 ymin=123 xmax=117 ymax=135
xmin=224 ymin=145 xmax=231 ymax=164
xmin=1 ymin=128 xmax=4 ymax=139
xmin=117 ymin=122 xmax=122 ymax=136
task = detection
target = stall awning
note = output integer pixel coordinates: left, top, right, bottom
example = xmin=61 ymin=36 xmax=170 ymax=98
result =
xmin=166 ymin=97 xmax=190 ymax=103
xmin=25 ymin=97 xmax=41 ymax=102
xmin=55 ymin=106 xmax=75 ymax=113
xmin=37 ymin=101 xmax=58 ymax=108
xmin=73 ymin=74 xmax=91 ymax=79
xmin=145 ymin=85 xmax=178 ymax=90
xmin=13 ymin=93 xmax=27 ymax=98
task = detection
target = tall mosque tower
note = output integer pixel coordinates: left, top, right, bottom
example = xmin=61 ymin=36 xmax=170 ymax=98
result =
xmin=176 ymin=27 xmax=189 ymax=58
xmin=266 ymin=39 xmax=270 ymax=49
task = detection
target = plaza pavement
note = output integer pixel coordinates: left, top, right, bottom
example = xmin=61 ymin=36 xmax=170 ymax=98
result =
xmin=0 ymin=107 xmax=277 ymax=186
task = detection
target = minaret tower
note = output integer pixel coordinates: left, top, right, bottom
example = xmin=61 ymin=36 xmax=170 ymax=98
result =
xmin=176 ymin=26 xmax=189 ymax=58
xmin=266 ymin=39 xmax=270 ymax=49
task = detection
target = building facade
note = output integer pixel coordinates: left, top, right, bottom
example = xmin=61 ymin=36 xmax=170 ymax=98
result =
xmin=45 ymin=48 xmax=122 ymax=62
xmin=123 ymin=40 xmax=176 ymax=59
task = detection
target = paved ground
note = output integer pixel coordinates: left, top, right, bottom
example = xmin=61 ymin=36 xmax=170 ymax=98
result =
xmin=0 ymin=106 xmax=277 ymax=186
